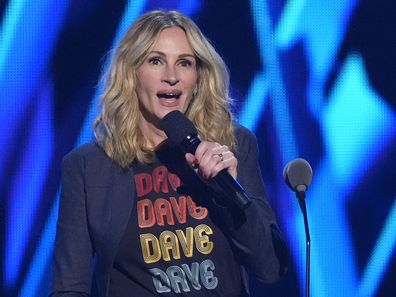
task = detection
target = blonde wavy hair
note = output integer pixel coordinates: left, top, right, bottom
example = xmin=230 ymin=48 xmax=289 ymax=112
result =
xmin=94 ymin=10 xmax=236 ymax=167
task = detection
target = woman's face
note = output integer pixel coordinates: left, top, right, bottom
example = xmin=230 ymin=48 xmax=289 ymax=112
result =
xmin=136 ymin=27 xmax=198 ymax=128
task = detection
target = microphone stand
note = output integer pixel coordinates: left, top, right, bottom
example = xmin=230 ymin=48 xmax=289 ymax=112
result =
xmin=296 ymin=190 xmax=310 ymax=297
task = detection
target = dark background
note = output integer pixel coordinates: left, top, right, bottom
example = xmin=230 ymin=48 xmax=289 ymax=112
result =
xmin=1 ymin=0 xmax=395 ymax=296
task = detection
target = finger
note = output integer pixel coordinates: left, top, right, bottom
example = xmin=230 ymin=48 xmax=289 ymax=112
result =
xmin=199 ymin=150 xmax=222 ymax=178
xmin=209 ymin=152 xmax=238 ymax=179
xmin=197 ymin=142 xmax=223 ymax=167
xmin=185 ymin=153 xmax=198 ymax=168
xmin=203 ymin=145 xmax=230 ymax=168
xmin=194 ymin=141 xmax=218 ymax=162
xmin=200 ymin=150 xmax=235 ymax=179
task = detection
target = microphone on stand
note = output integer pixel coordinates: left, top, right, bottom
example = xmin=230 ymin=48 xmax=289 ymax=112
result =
xmin=283 ymin=158 xmax=313 ymax=297
xmin=161 ymin=110 xmax=251 ymax=210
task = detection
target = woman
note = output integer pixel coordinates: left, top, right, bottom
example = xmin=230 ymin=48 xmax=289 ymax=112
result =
xmin=51 ymin=10 xmax=287 ymax=297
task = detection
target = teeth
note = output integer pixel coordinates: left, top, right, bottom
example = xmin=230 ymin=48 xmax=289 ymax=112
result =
xmin=158 ymin=92 xmax=181 ymax=98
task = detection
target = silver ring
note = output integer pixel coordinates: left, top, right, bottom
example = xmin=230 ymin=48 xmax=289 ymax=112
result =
xmin=218 ymin=153 xmax=224 ymax=162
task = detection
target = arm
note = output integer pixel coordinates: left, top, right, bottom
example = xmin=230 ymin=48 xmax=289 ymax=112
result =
xmin=184 ymin=126 xmax=287 ymax=283
xmin=228 ymin=127 xmax=288 ymax=284
xmin=50 ymin=151 xmax=93 ymax=297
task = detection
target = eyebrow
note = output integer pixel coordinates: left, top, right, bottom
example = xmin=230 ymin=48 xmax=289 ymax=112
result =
xmin=148 ymin=51 xmax=195 ymax=59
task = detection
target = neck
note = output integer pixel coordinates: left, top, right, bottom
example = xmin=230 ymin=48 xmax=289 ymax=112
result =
xmin=139 ymin=118 xmax=167 ymax=150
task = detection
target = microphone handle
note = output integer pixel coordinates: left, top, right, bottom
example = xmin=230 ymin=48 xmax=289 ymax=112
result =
xmin=214 ymin=170 xmax=251 ymax=209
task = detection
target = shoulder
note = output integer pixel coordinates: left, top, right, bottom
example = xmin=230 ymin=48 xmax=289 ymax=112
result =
xmin=63 ymin=141 xmax=108 ymax=165
xmin=234 ymin=124 xmax=256 ymax=140
xmin=62 ymin=141 xmax=117 ymax=184
xmin=234 ymin=123 xmax=258 ymax=156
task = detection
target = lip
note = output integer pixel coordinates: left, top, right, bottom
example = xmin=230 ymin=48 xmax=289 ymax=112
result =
xmin=158 ymin=98 xmax=180 ymax=107
xmin=156 ymin=89 xmax=182 ymax=108
xmin=156 ymin=89 xmax=182 ymax=98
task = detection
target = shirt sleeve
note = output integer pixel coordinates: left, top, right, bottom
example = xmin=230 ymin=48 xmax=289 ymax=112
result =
xmin=212 ymin=126 xmax=288 ymax=284
xmin=50 ymin=151 xmax=93 ymax=297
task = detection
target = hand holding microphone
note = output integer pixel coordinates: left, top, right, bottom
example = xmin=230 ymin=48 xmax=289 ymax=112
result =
xmin=161 ymin=110 xmax=251 ymax=209
xmin=185 ymin=142 xmax=237 ymax=180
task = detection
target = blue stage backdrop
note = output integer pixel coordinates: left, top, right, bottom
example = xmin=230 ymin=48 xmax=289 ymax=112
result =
xmin=1 ymin=1 xmax=395 ymax=297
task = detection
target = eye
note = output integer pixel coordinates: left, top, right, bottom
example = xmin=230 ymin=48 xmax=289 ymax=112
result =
xmin=148 ymin=57 xmax=162 ymax=65
xmin=178 ymin=59 xmax=194 ymax=68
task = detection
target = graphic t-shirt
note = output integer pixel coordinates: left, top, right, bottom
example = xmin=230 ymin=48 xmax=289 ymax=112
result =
xmin=108 ymin=145 xmax=243 ymax=296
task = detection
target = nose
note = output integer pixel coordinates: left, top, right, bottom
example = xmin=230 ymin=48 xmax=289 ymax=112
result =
xmin=162 ymin=65 xmax=179 ymax=85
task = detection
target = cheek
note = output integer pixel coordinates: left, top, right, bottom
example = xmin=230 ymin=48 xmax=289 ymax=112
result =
xmin=136 ymin=77 xmax=155 ymax=102
xmin=136 ymin=74 xmax=148 ymax=91
xmin=186 ymin=72 xmax=198 ymax=90
xmin=135 ymin=81 xmax=152 ymax=108
xmin=136 ymin=67 xmax=155 ymax=91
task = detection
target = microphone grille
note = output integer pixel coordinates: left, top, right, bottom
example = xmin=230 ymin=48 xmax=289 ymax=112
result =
xmin=283 ymin=158 xmax=313 ymax=192
xmin=161 ymin=111 xmax=197 ymax=145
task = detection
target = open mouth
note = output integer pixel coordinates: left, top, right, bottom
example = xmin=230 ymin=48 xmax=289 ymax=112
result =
xmin=157 ymin=90 xmax=182 ymax=99
xmin=157 ymin=90 xmax=182 ymax=107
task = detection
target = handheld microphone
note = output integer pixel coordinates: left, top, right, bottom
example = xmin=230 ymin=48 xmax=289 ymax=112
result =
xmin=161 ymin=110 xmax=251 ymax=209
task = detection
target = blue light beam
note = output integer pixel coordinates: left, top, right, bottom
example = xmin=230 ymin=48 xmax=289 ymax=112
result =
xmin=358 ymin=198 xmax=396 ymax=297
xmin=18 ymin=2 xmax=147 ymax=297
